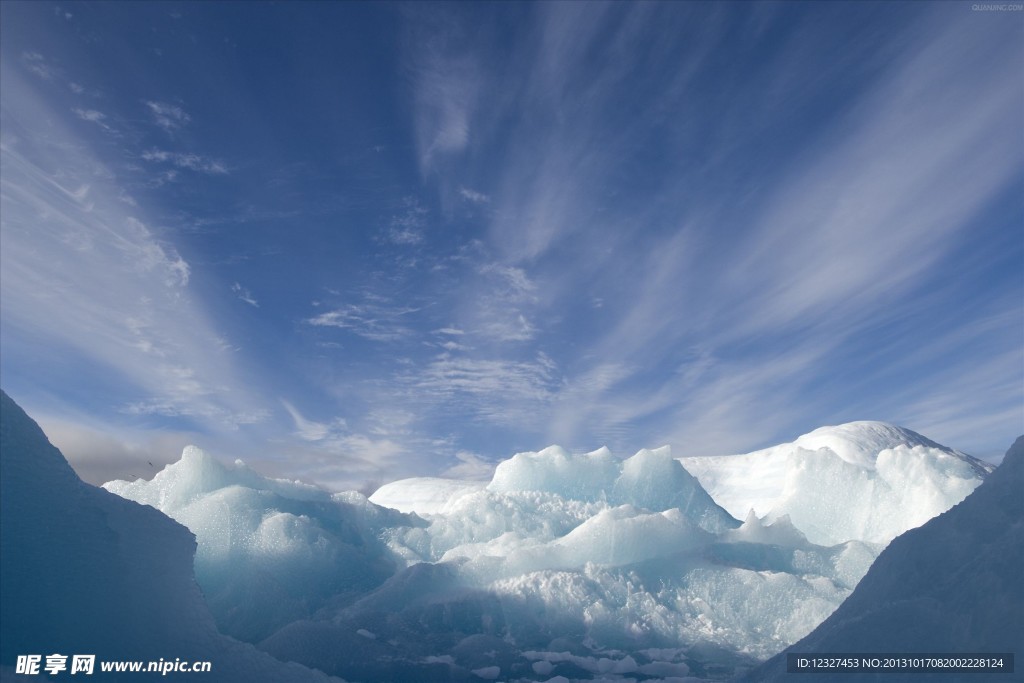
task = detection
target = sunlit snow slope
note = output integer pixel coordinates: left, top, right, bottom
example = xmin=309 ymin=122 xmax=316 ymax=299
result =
xmin=682 ymin=422 xmax=991 ymax=546
xmin=0 ymin=391 xmax=338 ymax=682
xmin=745 ymin=435 xmax=1023 ymax=682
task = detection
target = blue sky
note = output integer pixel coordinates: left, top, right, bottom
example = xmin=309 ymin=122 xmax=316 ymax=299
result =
xmin=1 ymin=1 xmax=1021 ymax=490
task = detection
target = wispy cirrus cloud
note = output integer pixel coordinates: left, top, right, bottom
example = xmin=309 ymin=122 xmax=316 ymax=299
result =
xmin=651 ymin=10 xmax=1018 ymax=455
xmin=459 ymin=186 xmax=489 ymax=204
xmin=277 ymin=399 xmax=445 ymax=491
xmin=123 ymin=397 xmax=269 ymax=429
xmin=442 ymin=450 xmax=495 ymax=480
xmin=281 ymin=400 xmax=346 ymax=441
xmin=414 ymin=62 xmax=476 ymax=172
xmin=405 ymin=10 xmax=481 ymax=174
xmin=21 ymin=50 xmax=57 ymax=80
xmin=408 ymin=352 xmax=558 ymax=426
xmin=468 ymin=262 xmax=540 ymax=342
xmin=141 ymin=148 xmax=228 ymax=174
xmin=409 ymin=3 xmax=1022 ymax=459
xmin=712 ymin=19 xmax=1022 ymax=341
xmin=1 ymin=62 xmax=265 ymax=440
xmin=478 ymin=313 xmax=537 ymax=344
xmin=2 ymin=2 xmax=1018 ymax=494
xmin=430 ymin=327 xmax=470 ymax=352
xmin=382 ymin=197 xmax=428 ymax=245
xmin=145 ymin=100 xmax=191 ymax=131
xmin=307 ymin=299 xmax=422 ymax=343
xmin=20 ymin=50 xmax=101 ymax=98
xmin=231 ymin=282 xmax=259 ymax=307
xmin=72 ymin=108 xmax=112 ymax=131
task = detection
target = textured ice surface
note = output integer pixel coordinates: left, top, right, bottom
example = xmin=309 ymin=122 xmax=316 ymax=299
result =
xmin=369 ymin=476 xmax=486 ymax=514
xmin=489 ymin=446 xmax=622 ymax=500
xmin=683 ymin=422 xmax=989 ymax=545
xmin=488 ymin=445 xmax=737 ymax=534
xmin=0 ymin=391 xmax=338 ymax=682
xmin=746 ymin=435 xmax=1023 ymax=682
xmin=769 ymin=442 xmax=987 ymax=546
xmin=257 ymin=443 xmax=890 ymax=679
xmin=91 ymin=423 xmax=989 ymax=681
xmin=379 ymin=445 xmax=737 ymax=578
xmin=104 ymin=447 xmax=421 ymax=642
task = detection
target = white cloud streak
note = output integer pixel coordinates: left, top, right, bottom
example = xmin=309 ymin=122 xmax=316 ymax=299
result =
xmin=307 ymin=300 xmax=421 ymax=342
xmin=410 ymin=4 xmax=1023 ymax=458
xmin=21 ymin=51 xmax=57 ymax=80
xmin=1 ymin=62 xmax=264 ymax=434
xmin=72 ymin=108 xmax=111 ymax=131
xmin=273 ymin=400 xmax=448 ymax=492
xmin=142 ymin=149 xmax=228 ymax=175
xmin=459 ymin=186 xmax=489 ymax=204
xmin=145 ymin=100 xmax=191 ymax=131
xmin=281 ymin=400 xmax=346 ymax=441
xmin=409 ymin=352 xmax=558 ymax=426
xmin=716 ymin=19 xmax=1022 ymax=340
xmin=383 ymin=197 xmax=428 ymax=245
xmin=406 ymin=11 xmax=480 ymax=174
xmin=467 ymin=262 xmax=540 ymax=342
xmin=442 ymin=450 xmax=495 ymax=480
xmin=231 ymin=282 xmax=259 ymax=307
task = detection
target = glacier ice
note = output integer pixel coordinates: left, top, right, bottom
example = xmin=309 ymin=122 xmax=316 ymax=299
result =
xmin=488 ymin=446 xmax=736 ymax=534
xmin=370 ymin=476 xmax=487 ymax=514
xmin=91 ymin=420 xmax=990 ymax=681
xmin=104 ymin=445 xmax=422 ymax=642
xmin=0 ymin=390 xmax=339 ymax=682
xmin=746 ymin=434 xmax=1023 ymax=682
xmin=683 ymin=421 xmax=990 ymax=545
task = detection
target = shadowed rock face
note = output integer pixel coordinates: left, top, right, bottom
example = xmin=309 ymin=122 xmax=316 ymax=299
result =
xmin=741 ymin=436 xmax=1024 ymax=683
xmin=0 ymin=390 xmax=337 ymax=682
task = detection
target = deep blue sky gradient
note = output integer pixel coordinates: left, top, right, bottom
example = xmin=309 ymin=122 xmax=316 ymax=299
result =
xmin=1 ymin=1 xmax=1021 ymax=489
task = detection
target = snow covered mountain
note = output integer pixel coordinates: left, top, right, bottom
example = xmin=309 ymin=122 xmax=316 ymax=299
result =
xmin=744 ymin=434 xmax=1023 ymax=682
xmin=0 ymin=391 xmax=338 ymax=682
xmin=683 ymin=422 xmax=991 ymax=546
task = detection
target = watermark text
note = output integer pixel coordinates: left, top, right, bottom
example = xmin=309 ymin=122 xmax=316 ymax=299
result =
xmin=16 ymin=654 xmax=211 ymax=676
